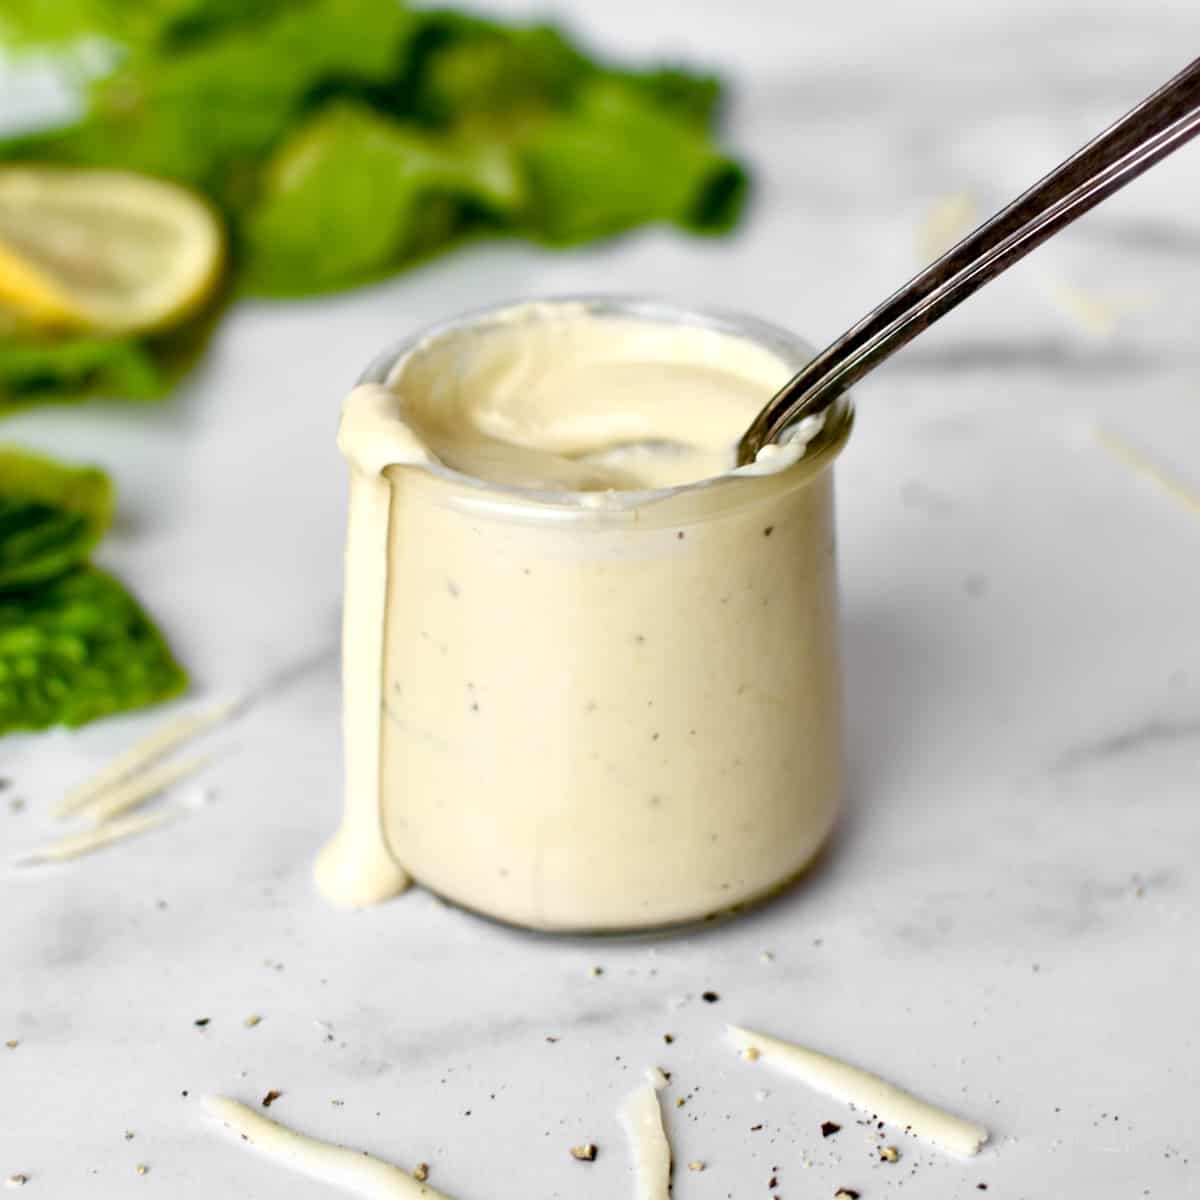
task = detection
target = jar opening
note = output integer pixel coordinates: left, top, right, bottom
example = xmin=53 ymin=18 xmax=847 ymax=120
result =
xmin=356 ymin=295 xmax=853 ymax=510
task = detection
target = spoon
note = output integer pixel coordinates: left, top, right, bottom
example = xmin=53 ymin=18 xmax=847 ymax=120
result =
xmin=737 ymin=54 xmax=1200 ymax=466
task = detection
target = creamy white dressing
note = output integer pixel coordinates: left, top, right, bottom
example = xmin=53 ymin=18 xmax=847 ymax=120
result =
xmin=203 ymin=1096 xmax=453 ymax=1199
xmin=314 ymin=383 xmax=416 ymax=908
xmin=387 ymin=302 xmax=808 ymax=492
xmin=319 ymin=301 xmax=847 ymax=929
xmin=729 ymin=1026 xmax=990 ymax=1158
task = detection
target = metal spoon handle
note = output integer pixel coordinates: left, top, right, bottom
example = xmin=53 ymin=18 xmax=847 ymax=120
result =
xmin=739 ymin=55 xmax=1200 ymax=463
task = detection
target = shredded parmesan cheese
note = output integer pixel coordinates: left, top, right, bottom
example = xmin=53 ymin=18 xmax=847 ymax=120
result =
xmin=203 ymin=1096 xmax=454 ymax=1199
xmin=1095 ymin=426 xmax=1200 ymax=518
xmin=621 ymin=1080 xmax=672 ymax=1200
xmin=55 ymin=698 xmax=237 ymax=818
xmin=644 ymin=1066 xmax=669 ymax=1091
xmin=1038 ymin=275 xmax=1149 ymax=338
xmin=728 ymin=1026 xmax=989 ymax=1158
xmin=19 ymin=809 xmax=176 ymax=865
xmin=917 ymin=192 xmax=978 ymax=263
xmin=80 ymin=753 xmax=213 ymax=824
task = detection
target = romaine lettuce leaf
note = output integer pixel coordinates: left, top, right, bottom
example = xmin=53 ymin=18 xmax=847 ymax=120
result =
xmin=0 ymin=1 xmax=749 ymax=391
xmin=393 ymin=13 xmax=721 ymax=133
xmin=0 ymin=565 xmax=186 ymax=734
xmin=0 ymin=448 xmax=113 ymax=589
xmin=243 ymin=100 xmax=524 ymax=294
xmin=520 ymin=79 xmax=748 ymax=243
xmin=3 ymin=0 xmax=417 ymax=207
xmin=0 ymin=0 xmax=294 ymax=54
xmin=397 ymin=13 xmax=593 ymax=127
xmin=0 ymin=333 xmax=168 ymax=410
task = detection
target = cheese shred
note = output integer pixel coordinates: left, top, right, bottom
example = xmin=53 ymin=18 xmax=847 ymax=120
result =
xmin=728 ymin=1025 xmax=989 ymax=1158
xmin=19 ymin=809 xmax=176 ymax=865
xmin=81 ymin=753 xmax=213 ymax=824
xmin=621 ymin=1079 xmax=672 ymax=1200
xmin=204 ymin=1096 xmax=454 ymax=1199
xmin=55 ymin=698 xmax=237 ymax=819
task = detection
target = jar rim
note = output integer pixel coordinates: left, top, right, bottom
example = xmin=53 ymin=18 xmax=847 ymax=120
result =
xmin=354 ymin=293 xmax=854 ymax=515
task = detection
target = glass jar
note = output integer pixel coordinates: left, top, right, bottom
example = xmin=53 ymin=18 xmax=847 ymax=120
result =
xmin=316 ymin=298 xmax=853 ymax=933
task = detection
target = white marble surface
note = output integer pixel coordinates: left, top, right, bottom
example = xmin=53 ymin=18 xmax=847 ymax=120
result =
xmin=3 ymin=1 xmax=1200 ymax=1195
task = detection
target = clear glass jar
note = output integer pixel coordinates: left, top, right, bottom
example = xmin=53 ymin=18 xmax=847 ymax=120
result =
xmin=317 ymin=298 xmax=853 ymax=933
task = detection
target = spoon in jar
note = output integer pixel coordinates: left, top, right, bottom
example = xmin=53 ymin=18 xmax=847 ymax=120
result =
xmin=736 ymin=54 xmax=1200 ymax=466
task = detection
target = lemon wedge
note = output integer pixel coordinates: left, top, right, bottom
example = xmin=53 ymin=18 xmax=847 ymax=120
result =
xmin=0 ymin=166 xmax=224 ymax=336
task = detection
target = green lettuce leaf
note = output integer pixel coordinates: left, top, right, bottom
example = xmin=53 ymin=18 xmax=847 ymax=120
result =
xmin=0 ymin=2 xmax=749 ymax=398
xmin=618 ymin=67 xmax=725 ymax=129
xmin=0 ymin=0 xmax=293 ymax=54
xmin=3 ymin=0 xmax=417 ymax=208
xmin=0 ymin=334 xmax=168 ymax=410
xmin=243 ymin=99 xmax=525 ymax=294
xmin=0 ymin=291 xmax=225 ymax=412
xmin=391 ymin=12 xmax=722 ymax=131
xmin=396 ymin=13 xmax=593 ymax=128
xmin=0 ymin=565 xmax=186 ymax=734
xmin=0 ymin=448 xmax=113 ymax=589
xmin=520 ymin=78 xmax=748 ymax=243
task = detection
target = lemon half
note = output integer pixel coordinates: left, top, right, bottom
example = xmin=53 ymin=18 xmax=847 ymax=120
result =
xmin=0 ymin=166 xmax=224 ymax=336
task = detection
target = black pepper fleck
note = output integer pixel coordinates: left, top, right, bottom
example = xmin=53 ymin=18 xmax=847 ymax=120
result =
xmin=193 ymin=1018 xmax=210 ymax=1028
xmin=763 ymin=526 xmax=774 ymax=537
xmin=821 ymin=1121 xmax=841 ymax=1138
xmin=677 ymin=531 xmax=685 ymax=539
xmin=663 ymin=1033 xmax=675 ymax=1044
xmin=261 ymin=1090 xmax=282 ymax=1108
xmin=701 ymin=991 xmax=719 ymax=1003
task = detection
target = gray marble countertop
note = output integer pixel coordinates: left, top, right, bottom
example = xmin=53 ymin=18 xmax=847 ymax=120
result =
xmin=3 ymin=1 xmax=1199 ymax=1195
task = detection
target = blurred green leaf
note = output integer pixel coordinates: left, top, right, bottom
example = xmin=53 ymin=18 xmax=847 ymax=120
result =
xmin=243 ymin=100 xmax=524 ymax=294
xmin=396 ymin=13 xmax=592 ymax=127
xmin=521 ymin=78 xmax=748 ymax=243
xmin=0 ymin=1 xmax=748 ymax=400
xmin=0 ymin=447 xmax=189 ymax=735
xmin=0 ymin=0 xmax=293 ymax=53
xmin=393 ymin=14 xmax=721 ymax=132
xmin=618 ymin=67 xmax=725 ymax=128
xmin=0 ymin=565 xmax=186 ymax=734
xmin=0 ymin=447 xmax=113 ymax=589
xmin=3 ymin=0 xmax=417 ymax=208
xmin=0 ymin=332 xmax=167 ymax=409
